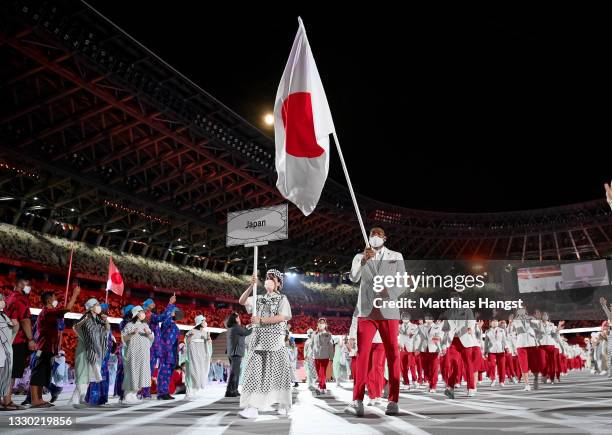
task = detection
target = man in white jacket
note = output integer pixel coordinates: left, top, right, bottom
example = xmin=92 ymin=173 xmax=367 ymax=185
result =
xmin=442 ymin=300 xmax=479 ymax=399
xmin=345 ymin=227 xmax=406 ymax=417
xmin=510 ymin=307 xmax=541 ymax=391
xmin=398 ymin=312 xmax=419 ymax=389
xmin=414 ymin=314 xmax=443 ymax=393
xmin=484 ymin=319 xmax=508 ymax=387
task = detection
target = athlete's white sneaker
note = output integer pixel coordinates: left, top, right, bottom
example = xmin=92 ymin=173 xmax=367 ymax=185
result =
xmin=467 ymin=389 xmax=477 ymax=397
xmin=523 ymin=385 xmax=531 ymax=391
xmin=490 ymin=380 xmax=498 ymax=387
xmin=239 ymin=407 xmax=259 ymax=419
xmin=499 ymin=382 xmax=505 ymax=388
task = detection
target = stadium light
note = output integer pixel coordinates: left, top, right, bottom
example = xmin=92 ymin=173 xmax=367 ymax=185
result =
xmin=263 ymin=113 xmax=274 ymax=126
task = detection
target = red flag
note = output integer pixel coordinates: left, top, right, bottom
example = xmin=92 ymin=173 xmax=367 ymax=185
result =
xmin=106 ymin=256 xmax=124 ymax=296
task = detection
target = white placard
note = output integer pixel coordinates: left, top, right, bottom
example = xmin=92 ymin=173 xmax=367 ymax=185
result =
xmin=226 ymin=204 xmax=288 ymax=247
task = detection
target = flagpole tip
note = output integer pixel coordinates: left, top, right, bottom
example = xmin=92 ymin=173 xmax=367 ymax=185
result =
xmin=297 ymin=16 xmax=304 ymax=27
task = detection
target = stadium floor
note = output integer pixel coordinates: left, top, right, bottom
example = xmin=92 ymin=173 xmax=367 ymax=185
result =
xmin=1 ymin=370 xmax=611 ymax=435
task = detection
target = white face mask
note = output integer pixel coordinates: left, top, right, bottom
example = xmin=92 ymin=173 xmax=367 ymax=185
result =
xmin=22 ymin=286 xmax=31 ymax=295
xmin=490 ymin=321 xmax=498 ymax=328
xmin=369 ymin=235 xmax=384 ymax=249
xmin=0 ymin=300 xmax=5 ymax=311
xmin=51 ymin=300 xmax=58 ymax=308
xmin=264 ymin=279 xmax=276 ymax=292
xmin=94 ymin=305 xmax=102 ymax=314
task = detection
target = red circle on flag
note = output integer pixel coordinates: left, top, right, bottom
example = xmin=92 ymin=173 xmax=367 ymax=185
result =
xmin=282 ymin=92 xmax=325 ymax=158
xmin=111 ymin=272 xmax=123 ymax=285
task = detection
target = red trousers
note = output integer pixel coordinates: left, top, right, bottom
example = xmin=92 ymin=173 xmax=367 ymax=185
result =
xmin=420 ymin=351 xmax=439 ymax=389
xmin=487 ymin=352 xmax=506 ymax=383
xmin=553 ymin=347 xmax=561 ymax=380
xmin=517 ymin=347 xmax=541 ymax=374
xmin=353 ymin=318 xmax=400 ymax=402
xmin=314 ymin=359 xmax=329 ymax=389
xmin=350 ymin=357 xmax=357 ymax=380
xmin=504 ymin=352 xmax=514 ymax=378
xmin=416 ymin=352 xmax=424 ymax=383
xmin=447 ymin=337 xmax=479 ymax=390
xmin=367 ymin=343 xmax=386 ymax=398
xmin=539 ymin=345 xmax=556 ymax=381
xmin=400 ymin=351 xmax=417 ymax=385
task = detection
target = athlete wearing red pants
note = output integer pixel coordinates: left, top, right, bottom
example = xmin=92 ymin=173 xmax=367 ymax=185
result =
xmin=415 ymin=315 xmax=442 ymax=392
xmin=484 ymin=319 xmax=507 ymax=386
xmin=312 ymin=318 xmax=334 ymax=394
xmin=536 ymin=313 xmax=559 ymax=383
xmin=511 ymin=308 xmax=541 ymax=391
xmin=398 ymin=313 xmax=418 ymax=388
xmin=344 ymin=227 xmax=406 ymax=417
xmin=442 ymin=304 xmax=479 ymax=399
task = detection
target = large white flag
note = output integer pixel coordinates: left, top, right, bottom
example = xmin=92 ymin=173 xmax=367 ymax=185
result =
xmin=274 ymin=17 xmax=335 ymax=216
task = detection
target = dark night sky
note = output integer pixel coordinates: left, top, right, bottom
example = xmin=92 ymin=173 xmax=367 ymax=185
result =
xmin=85 ymin=2 xmax=609 ymax=213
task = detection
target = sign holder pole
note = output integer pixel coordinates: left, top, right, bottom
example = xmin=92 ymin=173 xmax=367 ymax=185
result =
xmin=244 ymin=241 xmax=268 ymax=317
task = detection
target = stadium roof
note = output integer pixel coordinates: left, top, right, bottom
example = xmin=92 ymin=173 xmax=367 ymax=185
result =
xmin=1 ymin=0 xmax=611 ymax=273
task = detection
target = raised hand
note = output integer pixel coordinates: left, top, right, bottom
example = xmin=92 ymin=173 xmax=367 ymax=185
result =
xmin=605 ymin=181 xmax=612 ymax=201
xmin=169 ymin=293 xmax=176 ymax=305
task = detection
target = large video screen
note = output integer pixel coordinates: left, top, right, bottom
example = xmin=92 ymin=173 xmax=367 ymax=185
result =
xmin=517 ymin=260 xmax=610 ymax=293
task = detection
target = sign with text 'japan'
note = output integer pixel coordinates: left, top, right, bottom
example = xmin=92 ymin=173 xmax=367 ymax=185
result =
xmin=226 ymin=204 xmax=288 ymax=247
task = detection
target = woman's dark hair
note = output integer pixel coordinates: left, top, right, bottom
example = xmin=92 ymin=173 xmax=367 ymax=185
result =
xmin=225 ymin=312 xmax=239 ymax=328
xmin=41 ymin=291 xmax=55 ymax=305
xmin=131 ymin=315 xmax=140 ymax=323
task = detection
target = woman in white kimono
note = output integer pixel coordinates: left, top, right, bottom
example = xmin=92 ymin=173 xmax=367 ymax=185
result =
xmin=0 ymin=294 xmax=19 ymax=408
xmin=238 ymin=269 xmax=293 ymax=419
xmin=184 ymin=314 xmax=212 ymax=399
xmin=121 ymin=306 xmax=154 ymax=404
xmin=70 ymin=298 xmax=110 ymax=408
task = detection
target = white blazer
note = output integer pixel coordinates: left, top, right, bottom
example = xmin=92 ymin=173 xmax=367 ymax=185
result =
xmin=443 ymin=308 xmax=479 ymax=348
xmin=399 ymin=321 xmax=419 ymax=352
xmin=350 ymin=246 xmax=406 ymax=319
xmin=537 ymin=321 xmax=558 ymax=346
xmin=415 ymin=323 xmax=443 ymax=353
xmin=510 ymin=316 xmax=538 ymax=348
xmin=484 ymin=327 xmax=507 ymax=354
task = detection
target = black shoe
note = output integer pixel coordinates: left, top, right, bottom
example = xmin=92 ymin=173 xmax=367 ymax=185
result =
xmin=444 ymin=388 xmax=455 ymax=400
xmin=50 ymin=395 xmax=59 ymax=404
xmin=294 ymin=382 xmax=299 ymax=388
xmin=20 ymin=399 xmax=30 ymax=406
xmin=157 ymin=394 xmax=174 ymax=400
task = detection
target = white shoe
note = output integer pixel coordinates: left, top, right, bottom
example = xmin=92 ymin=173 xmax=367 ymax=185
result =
xmin=467 ymin=389 xmax=477 ymax=397
xmin=512 ymin=377 xmax=518 ymax=384
xmin=499 ymin=382 xmax=505 ymax=388
xmin=600 ymin=371 xmax=607 ymax=376
xmin=523 ymin=385 xmax=531 ymax=391
xmin=344 ymin=400 xmax=364 ymax=417
xmin=429 ymin=388 xmax=436 ymax=393
xmin=490 ymin=380 xmax=498 ymax=387
xmin=239 ymin=407 xmax=259 ymax=419
xmin=122 ymin=393 xmax=142 ymax=405
xmin=277 ymin=406 xmax=288 ymax=416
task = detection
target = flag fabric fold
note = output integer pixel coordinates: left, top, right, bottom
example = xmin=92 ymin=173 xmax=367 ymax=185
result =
xmin=274 ymin=17 xmax=336 ymax=216
xmin=106 ymin=256 xmax=124 ymax=296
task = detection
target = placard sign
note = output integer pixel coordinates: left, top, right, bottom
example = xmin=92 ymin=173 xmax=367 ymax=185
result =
xmin=226 ymin=204 xmax=288 ymax=247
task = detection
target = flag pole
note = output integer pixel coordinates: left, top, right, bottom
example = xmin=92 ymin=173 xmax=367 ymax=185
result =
xmin=253 ymin=244 xmax=258 ymax=317
xmin=332 ymin=132 xmax=369 ymax=246
xmin=64 ymin=249 xmax=74 ymax=305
